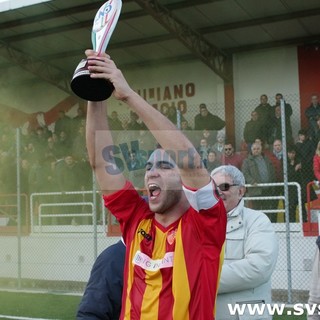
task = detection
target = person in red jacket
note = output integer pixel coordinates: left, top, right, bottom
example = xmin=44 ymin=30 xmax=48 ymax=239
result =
xmin=313 ymin=141 xmax=320 ymax=182
xmin=220 ymin=141 xmax=243 ymax=170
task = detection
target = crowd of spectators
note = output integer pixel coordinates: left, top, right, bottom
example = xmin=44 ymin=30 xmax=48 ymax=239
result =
xmin=0 ymin=93 xmax=319 ymax=225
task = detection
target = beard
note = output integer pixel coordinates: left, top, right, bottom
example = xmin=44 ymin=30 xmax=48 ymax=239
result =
xmin=149 ymin=188 xmax=183 ymax=214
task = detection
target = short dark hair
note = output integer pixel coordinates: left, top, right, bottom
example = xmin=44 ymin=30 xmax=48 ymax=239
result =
xmin=298 ymin=129 xmax=308 ymax=136
xmin=287 ymin=145 xmax=296 ymax=153
xmin=224 ymin=141 xmax=233 ymax=147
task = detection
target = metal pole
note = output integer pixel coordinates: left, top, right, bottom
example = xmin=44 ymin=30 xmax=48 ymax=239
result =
xmin=280 ymin=98 xmax=292 ymax=303
xmin=92 ymin=171 xmax=98 ymax=260
xmin=176 ymin=108 xmax=181 ymax=130
xmin=16 ymin=128 xmax=22 ymax=289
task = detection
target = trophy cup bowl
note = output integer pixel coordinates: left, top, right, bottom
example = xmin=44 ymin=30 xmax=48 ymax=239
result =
xmin=71 ymin=58 xmax=114 ymax=101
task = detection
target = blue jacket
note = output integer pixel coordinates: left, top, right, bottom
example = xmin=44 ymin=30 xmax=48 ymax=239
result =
xmin=77 ymin=240 xmax=125 ymax=320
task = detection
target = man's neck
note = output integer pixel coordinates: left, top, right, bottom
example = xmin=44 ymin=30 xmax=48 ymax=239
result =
xmin=155 ymin=199 xmax=190 ymax=228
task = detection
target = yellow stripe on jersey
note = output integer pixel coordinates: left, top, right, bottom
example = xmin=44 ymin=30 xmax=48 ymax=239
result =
xmin=139 ymin=225 xmax=167 ymax=318
xmin=172 ymin=221 xmax=190 ymax=320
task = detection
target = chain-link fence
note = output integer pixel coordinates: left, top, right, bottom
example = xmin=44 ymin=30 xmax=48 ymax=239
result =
xmin=0 ymin=93 xmax=318 ymax=305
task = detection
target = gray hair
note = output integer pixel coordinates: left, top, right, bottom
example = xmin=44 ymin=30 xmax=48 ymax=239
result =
xmin=211 ymin=165 xmax=246 ymax=186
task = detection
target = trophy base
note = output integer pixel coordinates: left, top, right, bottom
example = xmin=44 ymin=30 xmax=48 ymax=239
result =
xmin=70 ymin=59 xmax=114 ymax=101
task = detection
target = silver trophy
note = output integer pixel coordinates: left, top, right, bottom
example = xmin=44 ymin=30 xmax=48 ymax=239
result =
xmin=71 ymin=0 xmax=122 ymax=101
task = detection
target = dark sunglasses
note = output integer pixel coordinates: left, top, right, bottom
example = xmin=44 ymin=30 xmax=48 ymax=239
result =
xmin=217 ymin=183 xmax=239 ymax=191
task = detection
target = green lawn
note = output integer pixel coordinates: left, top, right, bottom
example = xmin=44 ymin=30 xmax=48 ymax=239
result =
xmin=0 ymin=291 xmax=308 ymax=319
xmin=0 ymin=291 xmax=82 ymax=320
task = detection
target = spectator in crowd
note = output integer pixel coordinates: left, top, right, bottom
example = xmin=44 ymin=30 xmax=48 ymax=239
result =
xmin=211 ymin=130 xmax=226 ymax=161
xmin=254 ymin=94 xmax=273 ymax=145
xmin=295 ymin=129 xmax=315 ymax=185
xmin=160 ymin=104 xmax=169 ymax=118
xmin=241 ymin=142 xmax=276 ymax=221
xmin=44 ymin=136 xmax=59 ymax=161
xmin=211 ymin=165 xmax=278 ymax=320
xmin=194 ymin=103 xmax=225 ymax=143
xmin=220 ymin=141 xmax=243 ymax=169
xmin=32 ymin=126 xmax=48 ymax=152
xmin=305 ymin=94 xmax=320 ymax=139
xmin=180 ymin=119 xmax=194 ymax=144
xmin=287 ymin=145 xmax=304 ymax=222
xmin=125 ymin=150 xmax=146 ymax=189
xmin=206 ymin=150 xmax=221 ymax=173
xmin=56 ymin=130 xmax=72 ymax=159
xmin=202 ymin=128 xmax=216 ymax=146
xmin=310 ymin=116 xmax=320 ymax=149
xmin=72 ymin=125 xmax=87 ymax=162
xmin=23 ymin=142 xmax=38 ymax=163
xmin=72 ymin=107 xmax=86 ymax=136
xmin=126 ymin=111 xmax=145 ymax=131
xmin=77 ymin=239 xmax=126 ymax=320
xmin=54 ymin=110 xmax=72 ymax=136
xmin=108 ymin=110 xmax=123 ymax=131
xmin=264 ymin=139 xmax=283 ymax=183
xmin=274 ymin=93 xmax=292 ymax=112
xmin=20 ymin=158 xmax=30 ymax=196
xmin=307 ymin=236 xmax=320 ymax=320
xmin=264 ymin=139 xmax=285 ymax=215
xmin=243 ymin=110 xmax=262 ymax=152
xmin=294 ymin=130 xmax=318 ymax=222
xmin=196 ymin=138 xmax=211 ymax=168
xmin=55 ymin=154 xmax=84 ymax=224
xmin=85 ymin=49 xmax=226 ymax=320
xmin=194 ymin=103 xmax=225 ymax=132
xmin=180 ymin=119 xmax=192 ymax=131
xmin=313 ymin=141 xmax=320 ymax=182
xmin=136 ymin=129 xmax=157 ymax=157
xmin=270 ymin=93 xmax=294 ymax=145
xmin=28 ymin=158 xmax=46 ymax=196
xmin=167 ymin=105 xmax=178 ymax=125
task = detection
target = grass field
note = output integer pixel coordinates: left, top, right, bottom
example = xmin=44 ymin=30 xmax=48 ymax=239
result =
xmin=0 ymin=290 xmax=308 ymax=319
xmin=0 ymin=291 xmax=81 ymax=320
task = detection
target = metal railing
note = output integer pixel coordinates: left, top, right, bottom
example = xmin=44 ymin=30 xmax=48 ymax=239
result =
xmin=30 ymin=190 xmax=107 ymax=234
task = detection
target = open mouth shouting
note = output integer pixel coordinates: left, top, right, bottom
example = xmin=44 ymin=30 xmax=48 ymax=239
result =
xmin=148 ymin=183 xmax=161 ymax=201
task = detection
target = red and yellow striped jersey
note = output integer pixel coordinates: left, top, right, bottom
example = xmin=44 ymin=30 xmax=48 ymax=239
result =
xmin=104 ymin=181 xmax=226 ymax=320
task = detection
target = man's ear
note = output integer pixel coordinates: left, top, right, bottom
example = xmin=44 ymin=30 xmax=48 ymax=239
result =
xmin=239 ymin=186 xmax=246 ymax=198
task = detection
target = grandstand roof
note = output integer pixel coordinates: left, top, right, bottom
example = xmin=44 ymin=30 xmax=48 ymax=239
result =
xmin=0 ymin=0 xmax=320 ymax=97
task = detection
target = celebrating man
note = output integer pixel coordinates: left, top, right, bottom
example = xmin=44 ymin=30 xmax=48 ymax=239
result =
xmin=85 ymin=50 xmax=226 ymax=320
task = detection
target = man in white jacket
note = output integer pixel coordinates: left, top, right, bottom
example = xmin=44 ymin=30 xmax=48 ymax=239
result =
xmin=307 ymin=236 xmax=320 ymax=320
xmin=211 ymin=165 xmax=279 ymax=320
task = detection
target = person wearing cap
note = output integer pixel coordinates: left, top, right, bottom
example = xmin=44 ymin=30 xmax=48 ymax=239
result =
xmin=194 ymin=103 xmax=225 ymax=144
xmin=194 ymin=103 xmax=225 ymax=132
xmin=211 ymin=165 xmax=278 ymax=320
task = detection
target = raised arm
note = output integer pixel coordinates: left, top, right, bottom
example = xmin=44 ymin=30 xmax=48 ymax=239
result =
xmin=86 ymin=100 xmax=126 ymax=195
xmin=86 ymin=50 xmax=210 ymax=190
